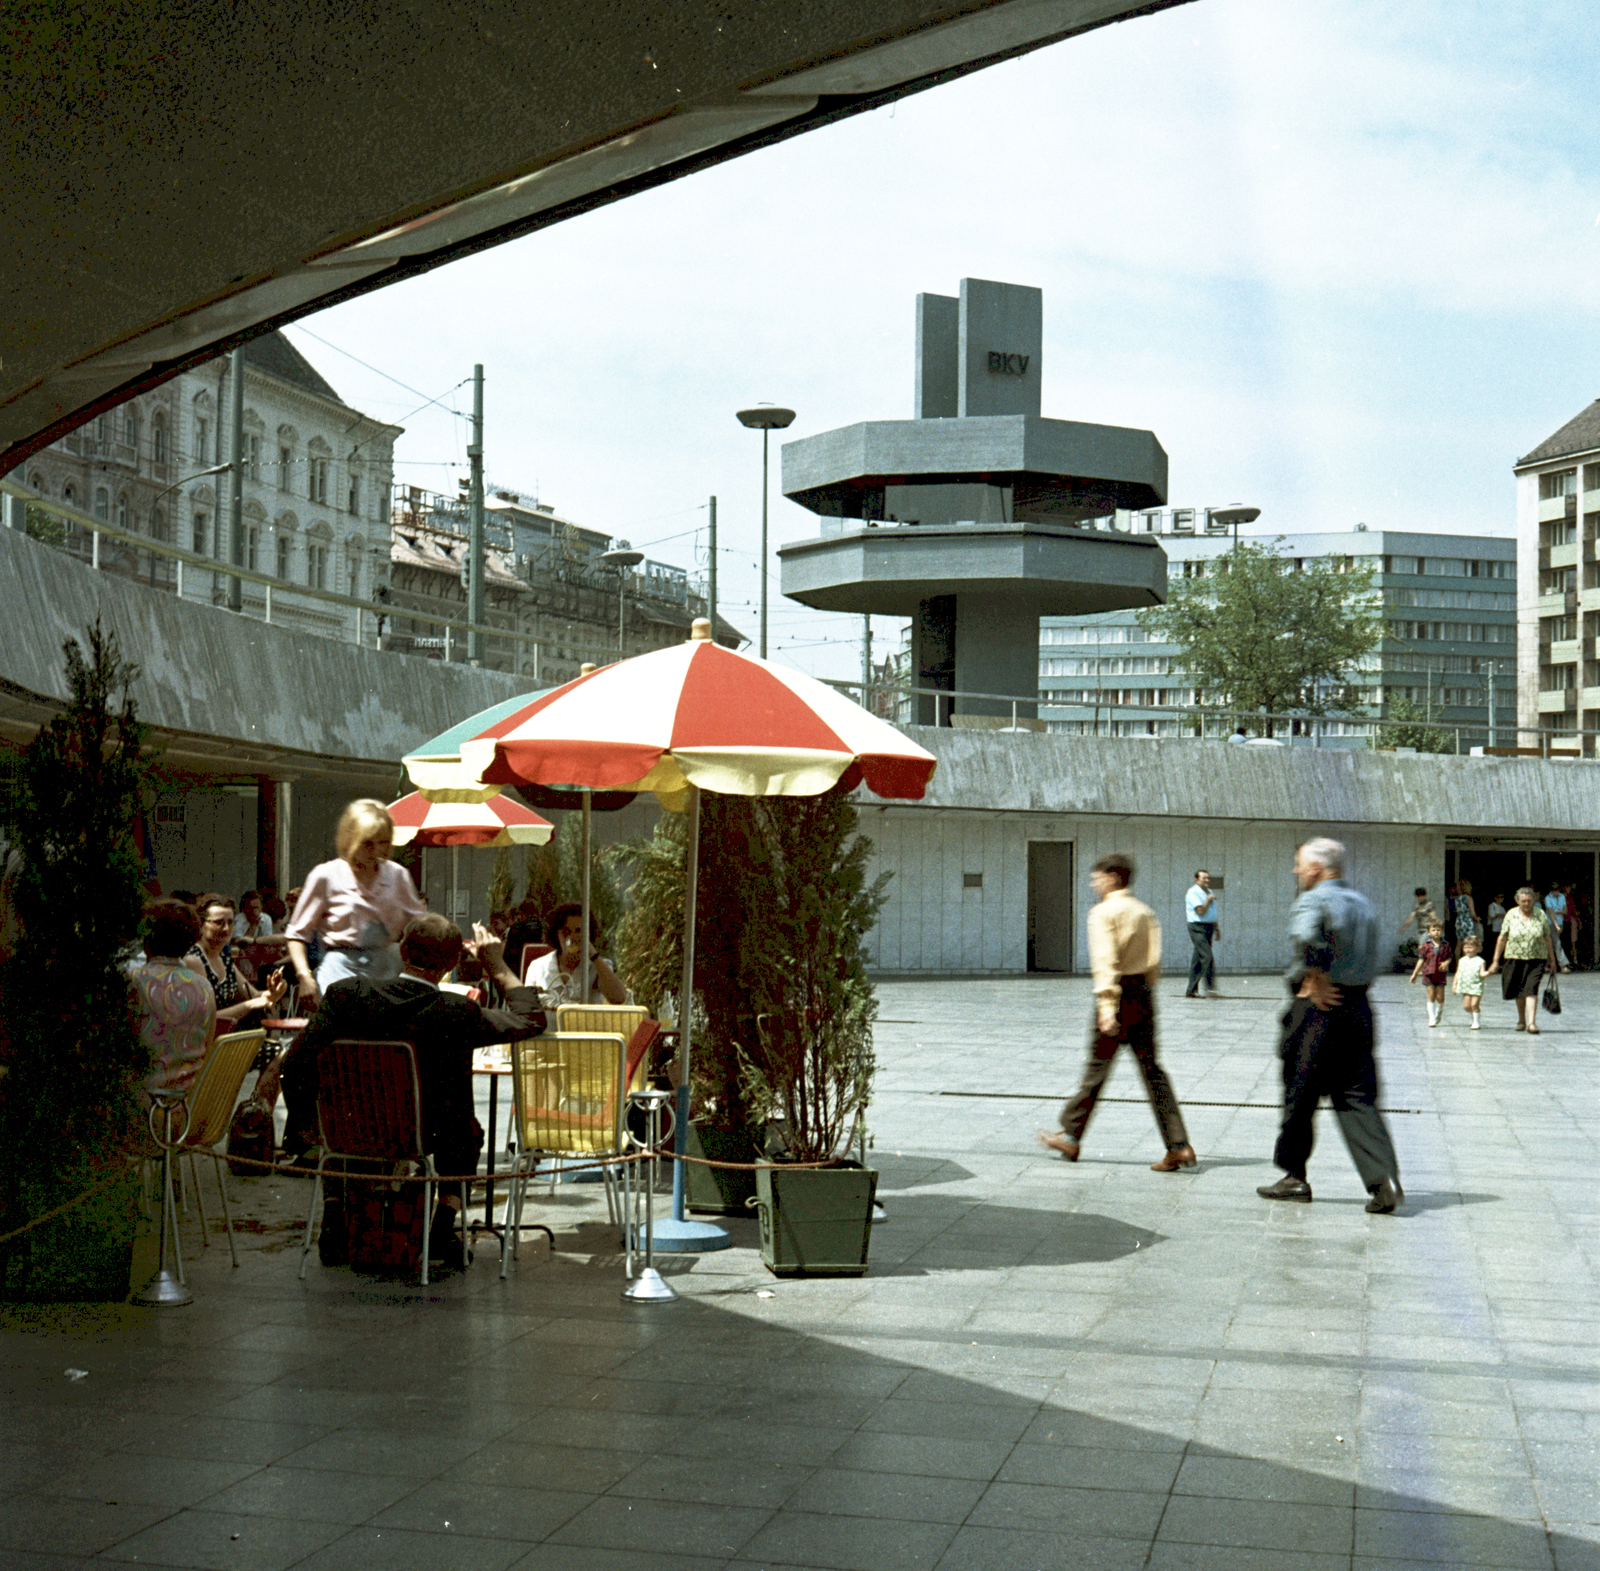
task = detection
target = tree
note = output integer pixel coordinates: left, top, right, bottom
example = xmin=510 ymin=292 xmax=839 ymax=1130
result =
xmin=1139 ymin=540 xmax=1380 ymax=730
xmin=1374 ymin=694 xmax=1454 ymax=754
xmin=0 ymin=621 xmax=151 ymax=1298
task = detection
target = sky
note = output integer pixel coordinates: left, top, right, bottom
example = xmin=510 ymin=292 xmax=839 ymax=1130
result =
xmin=296 ymin=0 xmax=1600 ymax=683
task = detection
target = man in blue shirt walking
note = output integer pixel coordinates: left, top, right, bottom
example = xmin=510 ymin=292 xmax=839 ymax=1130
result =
xmin=1258 ymin=837 xmax=1403 ymax=1214
xmin=1184 ymin=869 xmax=1220 ymax=998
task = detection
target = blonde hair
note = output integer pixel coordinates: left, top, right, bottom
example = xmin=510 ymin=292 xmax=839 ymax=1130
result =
xmin=335 ymin=798 xmax=395 ymax=861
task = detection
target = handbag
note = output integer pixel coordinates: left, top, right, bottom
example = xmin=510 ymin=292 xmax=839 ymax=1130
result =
xmin=226 ymin=1094 xmax=276 ymax=1176
xmin=1542 ymin=975 xmax=1562 ymax=1016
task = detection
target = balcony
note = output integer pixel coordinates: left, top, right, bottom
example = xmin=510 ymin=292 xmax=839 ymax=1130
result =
xmin=1539 ymin=687 xmax=1576 ymax=714
xmin=1550 ymin=541 xmax=1579 ymax=570
xmin=1581 ymin=687 xmax=1600 ymax=713
xmin=1539 ymin=493 xmax=1578 ymax=522
xmin=1551 ymin=638 xmax=1582 ymax=664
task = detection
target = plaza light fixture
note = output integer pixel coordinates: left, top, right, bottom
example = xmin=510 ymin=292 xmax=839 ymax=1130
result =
xmin=1208 ymin=504 xmax=1261 ymax=549
xmin=600 ymin=546 xmax=645 ymax=652
xmin=736 ymin=404 xmax=796 ymax=659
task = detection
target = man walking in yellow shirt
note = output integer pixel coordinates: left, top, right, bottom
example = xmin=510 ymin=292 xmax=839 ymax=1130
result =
xmin=1038 ymin=852 xmax=1197 ymax=1171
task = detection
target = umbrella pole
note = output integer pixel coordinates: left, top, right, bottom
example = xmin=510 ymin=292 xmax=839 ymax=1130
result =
xmin=650 ymin=782 xmax=728 ymax=1253
xmin=451 ymin=844 xmax=459 ymax=929
xmin=580 ymin=789 xmax=592 ymax=1003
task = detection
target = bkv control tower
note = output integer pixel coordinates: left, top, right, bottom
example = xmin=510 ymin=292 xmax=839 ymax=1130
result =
xmin=777 ymin=279 xmax=1168 ymax=721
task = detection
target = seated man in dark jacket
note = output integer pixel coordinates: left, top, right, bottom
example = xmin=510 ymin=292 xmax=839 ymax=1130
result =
xmin=264 ymin=914 xmax=544 ymax=1269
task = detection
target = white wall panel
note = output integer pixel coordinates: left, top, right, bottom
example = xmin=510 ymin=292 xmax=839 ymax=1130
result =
xmin=869 ymin=808 xmax=1439 ymax=977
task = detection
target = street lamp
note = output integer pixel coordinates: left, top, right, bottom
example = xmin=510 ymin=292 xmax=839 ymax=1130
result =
xmin=601 ymin=547 xmax=644 ymax=653
xmin=736 ymin=404 xmax=796 ymax=659
xmin=1208 ymin=505 xmax=1261 ymax=549
xmin=146 ymin=460 xmax=231 ymax=593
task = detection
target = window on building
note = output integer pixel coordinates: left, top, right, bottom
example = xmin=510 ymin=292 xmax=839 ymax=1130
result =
xmin=1383 ymin=555 xmax=1419 ymax=575
xmin=1541 ymin=665 xmax=1575 ymax=691
xmin=309 ymin=457 xmax=329 ymax=503
xmin=151 ymin=506 xmax=168 ymax=543
xmin=276 ymin=535 xmax=291 ymax=579
xmin=94 ymin=487 xmax=108 ymax=521
xmin=192 ymin=512 xmax=208 ymax=555
xmin=245 ymin=525 xmax=259 ymax=574
xmin=347 ymin=475 xmax=361 ymax=515
xmin=307 ymin=543 xmax=328 ymax=590
xmin=152 ymin=416 xmax=166 ymax=466
xmin=195 ymin=418 xmax=209 ymax=465
xmin=279 ymin=446 xmax=292 ymax=489
xmin=1585 ymin=463 xmax=1600 ymax=493
xmin=346 ymin=557 xmax=359 ymax=598
xmin=62 ymin=483 xmax=75 ymax=509
xmin=246 ymin=434 xmax=261 ymax=482
xmin=1540 ymin=469 xmax=1578 ymax=500
xmin=123 ymin=409 xmax=138 ymax=447
xmin=1543 ymin=616 xmax=1576 ymax=642
xmin=115 ymin=494 xmax=128 ymax=529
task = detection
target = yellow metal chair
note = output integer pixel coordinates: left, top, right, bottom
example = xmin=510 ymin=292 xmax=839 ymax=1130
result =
xmin=178 ymin=1028 xmax=266 ymax=1268
xmin=501 ymin=1031 xmax=628 ymax=1279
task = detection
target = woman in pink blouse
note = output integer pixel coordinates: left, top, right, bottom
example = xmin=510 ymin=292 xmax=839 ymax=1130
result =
xmin=285 ymin=799 xmax=427 ymax=1011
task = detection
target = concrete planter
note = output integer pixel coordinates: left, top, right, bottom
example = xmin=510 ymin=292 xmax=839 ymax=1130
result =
xmin=754 ymin=1162 xmax=877 ymax=1277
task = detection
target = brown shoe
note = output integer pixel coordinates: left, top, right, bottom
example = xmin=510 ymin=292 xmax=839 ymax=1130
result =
xmin=1036 ymin=1130 xmax=1080 ymax=1161
xmin=1150 ymin=1145 xmax=1197 ymax=1172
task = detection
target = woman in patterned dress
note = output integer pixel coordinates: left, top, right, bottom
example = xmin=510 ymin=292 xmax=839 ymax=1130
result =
xmin=188 ymin=893 xmax=286 ymax=1029
xmin=1485 ymin=886 xmax=1560 ymax=1034
xmin=130 ymin=899 xmax=216 ymax=1105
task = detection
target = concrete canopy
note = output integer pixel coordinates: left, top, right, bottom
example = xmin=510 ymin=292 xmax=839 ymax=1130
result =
xmin=781 ymin=414 xmax=1168 ymax=521
xmin=1 ymin=0 xmax=1190 ymax=475
xmin=779 ymin=520 xmax=1166 ymax=617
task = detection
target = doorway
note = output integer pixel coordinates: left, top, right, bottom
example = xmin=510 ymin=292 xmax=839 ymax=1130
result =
xmin=1028 ymin=841 xmax=1073 ymax=972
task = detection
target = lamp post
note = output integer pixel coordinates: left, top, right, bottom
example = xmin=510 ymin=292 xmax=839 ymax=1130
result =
xmin=736 ymin=405 xmax=796 ymax=659
xmin=1208 ymin=504 xmax=1261 ymax=550
xmin=601 ymin=547 xmax=644 ymax=653
xmin=146 ymin=460 xmax=231 ymax=597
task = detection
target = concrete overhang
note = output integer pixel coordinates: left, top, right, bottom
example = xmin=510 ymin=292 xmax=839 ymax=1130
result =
xmin=781 ymin=416 xmax=1168 ymax=521
xmin=778 ymin=520 xmax=1167 ymax=616
xmin=1 ymin=0 xmax=1190 ymax=474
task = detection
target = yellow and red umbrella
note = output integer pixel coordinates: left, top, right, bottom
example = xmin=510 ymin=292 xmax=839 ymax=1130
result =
xmin=458 ymin=632 xmax=936 ymax=803
xmin=386 ymin=791 xmax=552 ymax=926
xmin=387 ymin=791 xmax=552 ymax=848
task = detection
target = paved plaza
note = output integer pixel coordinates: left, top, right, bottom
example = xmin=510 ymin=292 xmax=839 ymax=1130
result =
xmin=2 ymin=972 xmax=1598 ymax=1570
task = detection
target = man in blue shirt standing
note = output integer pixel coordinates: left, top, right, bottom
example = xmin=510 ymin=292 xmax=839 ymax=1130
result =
xmin=1184 ymin=869 xmax=1220 ymax=998
xmin=1257 ymin=837 xmax=1403 ymax=1214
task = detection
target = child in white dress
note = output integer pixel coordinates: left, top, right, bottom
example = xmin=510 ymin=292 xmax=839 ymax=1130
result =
xmin=1453 ymin=936 xmax=1486 ymax=1030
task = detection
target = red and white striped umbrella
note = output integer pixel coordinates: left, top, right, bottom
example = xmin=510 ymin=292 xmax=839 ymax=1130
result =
xmin=457 ymin=628 xmax=936 ymax=803
xmin=386 ymin=791 xmax=553 ymax=848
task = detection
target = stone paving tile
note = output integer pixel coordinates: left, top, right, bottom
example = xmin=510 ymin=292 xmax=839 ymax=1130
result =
xmin=96 ymin=1508 xmax=348 ymax=1570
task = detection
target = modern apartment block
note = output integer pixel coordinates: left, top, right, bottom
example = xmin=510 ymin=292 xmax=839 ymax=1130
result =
xmin=1039 ymin=515 xmax=1517 ymax=744
xmin=1513 ymin=400 xmax=1600 ymax=747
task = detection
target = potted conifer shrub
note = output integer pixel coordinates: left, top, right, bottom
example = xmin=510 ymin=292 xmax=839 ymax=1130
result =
xmin=0 ymin=625 xmax=152 ymax=1301
xmin=736 ymin=788 xmax=888 ymax=1276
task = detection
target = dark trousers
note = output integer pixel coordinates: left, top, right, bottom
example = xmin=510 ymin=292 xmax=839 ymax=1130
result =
xmin=1274 ymin=988 xmax=1398 ymax=1189
xmin=1060 ymin=977 xmax=1189 ymax=1148
xmin=1185 ymin=923 xmax=1216 ymax=995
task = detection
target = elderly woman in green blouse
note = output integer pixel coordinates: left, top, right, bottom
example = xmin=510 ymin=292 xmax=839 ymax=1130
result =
xmin=1485 ymin=885 xmax=1559 ymax=1034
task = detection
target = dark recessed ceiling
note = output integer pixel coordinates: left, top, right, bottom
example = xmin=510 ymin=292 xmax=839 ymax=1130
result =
xmin=1 ymin=0 xmax=1189 ymax=474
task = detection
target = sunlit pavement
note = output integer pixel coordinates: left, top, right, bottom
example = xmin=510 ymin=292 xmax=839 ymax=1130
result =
xmin=2 ymin=973 xmax=1596 ymax=1570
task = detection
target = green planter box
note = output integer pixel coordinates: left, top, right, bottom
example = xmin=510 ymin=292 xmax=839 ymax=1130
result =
xmin=685 ymin=1122 xmax=759 ymax=1215
xmin=0 ymin=1167 xmax=143 ymax=1303
xmin=754 ymin=1162 xmax=877 ymax=1277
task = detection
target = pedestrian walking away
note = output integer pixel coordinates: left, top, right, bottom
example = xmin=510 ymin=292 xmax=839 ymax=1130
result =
xmin=1484 ymin=885 xmax=1559 ymax=1033
xmin=1037 ymin=853 xmax=1196 ymax=1172
xmin=1408 ymin=919 xmax=1451 ymax=1028
xmin=1543 ymin=882 xmax=1573 ymax=971
xmin=1258 ymin=837 xmax=1404 ymax=1214
xmin=1184 ymin=868 xmax=1221 ymax=998
xmin=1452 ymin=936 xmax=1486 ymax=1029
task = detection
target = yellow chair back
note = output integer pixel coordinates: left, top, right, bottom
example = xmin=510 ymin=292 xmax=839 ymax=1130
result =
xmin=183 ymin=1029 xmax=266 ymax=1149
xmin=510 ymin=1032 xmax=628 ymax=1156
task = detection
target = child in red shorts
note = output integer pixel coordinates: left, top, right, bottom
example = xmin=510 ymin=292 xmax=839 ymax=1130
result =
xmin=1409 ymin=919 xmax=1452 ymax=1028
